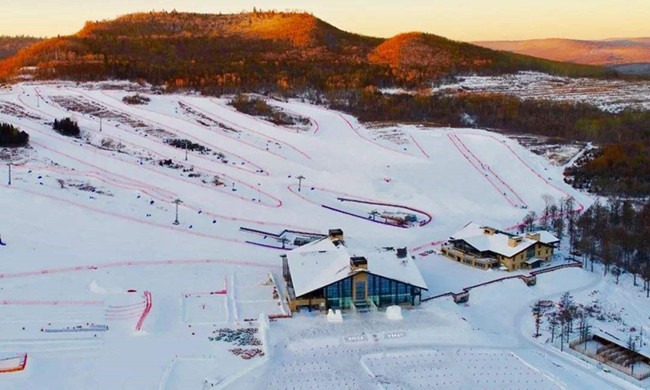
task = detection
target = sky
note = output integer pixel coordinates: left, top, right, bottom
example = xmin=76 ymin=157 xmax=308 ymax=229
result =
xmin=1 ymin=0 xmax=649 ymax=41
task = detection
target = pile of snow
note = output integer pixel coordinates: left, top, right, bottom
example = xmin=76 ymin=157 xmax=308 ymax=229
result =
xmin=385 ymin=305 xmax=403 ymax=320
xmin=327 ymin=309 xmax=343 ymax=323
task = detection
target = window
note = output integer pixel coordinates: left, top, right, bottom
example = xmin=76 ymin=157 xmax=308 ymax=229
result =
xmin=364 ymin=274 xmax=416 ymax=307
xmin=526 ymin=247 xmax=535 ymax=259
xmin=325 ymin=277 xmax=352 ymax=309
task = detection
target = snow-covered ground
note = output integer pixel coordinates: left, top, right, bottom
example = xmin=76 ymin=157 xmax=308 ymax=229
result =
xmin=0 ymin=81 xmax=646 ymax=389
xmin=431 ymin=71 xmax=650 ymax=112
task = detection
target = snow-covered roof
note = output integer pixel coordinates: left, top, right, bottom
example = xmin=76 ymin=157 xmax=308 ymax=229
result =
xmin=449 ymin=222 xmax=486 ymax=241
xmin=449 ymin=222 xmax=556 ymax=258
xmin=461 ymin=234 xmax=536 ymax=257
xmin=524 ymin=257 xmax=544 ymax=265
xmin=531 ymin=230 xmax=560 ymax=245
xmin=285 ymin=236 xmax=428 ymax=297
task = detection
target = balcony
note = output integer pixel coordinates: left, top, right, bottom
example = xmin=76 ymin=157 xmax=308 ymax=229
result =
xmin=441 ymin=243 xmax=499 ymax=269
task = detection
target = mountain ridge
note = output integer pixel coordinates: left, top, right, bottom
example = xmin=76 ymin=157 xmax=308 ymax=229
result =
xmin=0 ymin=11 xmax=613 ymax=90
xmin=475 ymin=37 xmax=650 ymax=67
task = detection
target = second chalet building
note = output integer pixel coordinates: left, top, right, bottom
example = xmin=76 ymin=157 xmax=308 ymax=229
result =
xmin=281 ymin=229 xmax=428 ymax=312
xmin=441 ymin=222 xmax=560 ymax=271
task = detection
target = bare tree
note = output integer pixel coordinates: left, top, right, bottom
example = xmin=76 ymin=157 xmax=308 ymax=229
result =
xmin=628 ymin=334 xmax=639 ymax=376
xmin=611 ymin=266 xmax=621 ymax=284
xmin=559 ymin=292 xmax=577 ymax=335
xmin=521 ymin=211 xmax=537 ymax=233
xmin=531 ymin=300 xmax=546 ymax=338
xmin=548 ymin=311 xmax=559 ymax=343
xmin=541 ymin=194 xmax=554 ymax=230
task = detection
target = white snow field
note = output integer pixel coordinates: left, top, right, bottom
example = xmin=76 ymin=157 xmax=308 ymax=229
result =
xmin=0 ymin=81 xmax=647 ymax=390
xmin=432 ymin=71 xmax=650 ymax=112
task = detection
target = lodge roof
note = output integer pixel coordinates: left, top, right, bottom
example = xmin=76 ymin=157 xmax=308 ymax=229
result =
xmin=284 ymin=235 xmax=428 ymax=297
xmin=449 ymin=222 xmax=558 ymax=258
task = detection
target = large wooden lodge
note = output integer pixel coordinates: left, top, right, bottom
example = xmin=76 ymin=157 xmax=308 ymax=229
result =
xmin=441 ymin=222 xmax=560 ymax=271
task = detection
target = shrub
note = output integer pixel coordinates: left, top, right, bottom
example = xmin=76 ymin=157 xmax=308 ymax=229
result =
xmin=122 ymin=94 xmax=150 ymax=105
xmin=164 ymin=138 xmax=209 ymax=152
xmin=0 ymin=122 xmax=29 ymax=147
xmin=229 ymin=94 xmax=309 ymax=126
xmin=53 ymin=118 xmax=80 ymax=137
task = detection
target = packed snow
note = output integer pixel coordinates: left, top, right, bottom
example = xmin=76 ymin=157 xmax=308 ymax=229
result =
xmin=0 ymin=81 xmax=647 ymax=389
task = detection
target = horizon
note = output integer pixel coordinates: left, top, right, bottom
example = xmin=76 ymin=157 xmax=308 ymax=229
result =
xmin=1 ymin=0 xmax=649 ymax=42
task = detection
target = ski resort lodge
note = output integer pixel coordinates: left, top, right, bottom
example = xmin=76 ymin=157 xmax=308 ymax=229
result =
xmin=281 ymin=229 xmax=428 ymax=312
xmin=441 ymin=222 xmax=559 ymax=271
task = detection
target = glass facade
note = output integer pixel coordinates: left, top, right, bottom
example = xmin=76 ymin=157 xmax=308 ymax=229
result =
xmin=324 ymin=277 xmax=352 ymax=309
xmin=323 ymin=273 xmax=420 ymax=309
xmin=367 ymin=274 xmax=415 ymax=306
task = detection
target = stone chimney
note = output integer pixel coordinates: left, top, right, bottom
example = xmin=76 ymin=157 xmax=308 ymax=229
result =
xmin=508 ymin=236 xmax=523 ymax=247
xmin=328 ymin=228 xmax=344 ymax=241
xmin=350 ymin=256 xmax=367 ymax=270
xmin=483 ymin=227 xmax=497 ymax=235
xmin=525 ymin=233 xmax=541 ymax=241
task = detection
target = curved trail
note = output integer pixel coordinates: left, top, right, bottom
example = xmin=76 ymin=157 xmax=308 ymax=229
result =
xmin=214 ymin=97 xmax=320 ymax=136
xmin=182 ymin=97 xmax=312 ymax=161
xmin=10 ymin=160 xmax=317 ymax=233
xmin=287 ymin=184 xmax=433 ymax=228
xmin=84 ymin=90 xmax=311 ymax=163
xmin=47 ymin=88 xmax=269 ymax=177
xmin=12 ymin=119 xmax=281 ymax=208
xmin=338 ymin=113 xmax=415 ymax=158
xmin=12 ymin=93 xmax=284 ymax=208
xmin=14 ymin=162 xmax=177 ymax=201
xmin=32 ymin=86 xmax=269 ymax=177
xmin=203 ymin=97 xmax=312 ymax=160
xmin=2 ymin=183 xmax=250 ymax=246
xmin=0 ymin=257 xmax=278 ymax=280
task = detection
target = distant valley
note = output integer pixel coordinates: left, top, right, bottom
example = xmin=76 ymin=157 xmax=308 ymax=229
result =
xmin=475 ymin=38 xmax=650 ymax=75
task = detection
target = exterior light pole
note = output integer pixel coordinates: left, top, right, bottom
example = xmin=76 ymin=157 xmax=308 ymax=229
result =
xmin=172 ymin=198 xmax=183 ymax=225
xmin=297 ymin=175 xmax=305 ymax=192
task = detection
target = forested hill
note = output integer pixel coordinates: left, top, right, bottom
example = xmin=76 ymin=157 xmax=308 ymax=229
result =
xmin=0 ymin=36 xmax=43 ymax=60
xmin=0 ymin=11 xmax=612 ymax=91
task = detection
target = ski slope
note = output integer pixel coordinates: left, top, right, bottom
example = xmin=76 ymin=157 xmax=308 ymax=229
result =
xmin=2 ymin=82 xmax=645 ymax=390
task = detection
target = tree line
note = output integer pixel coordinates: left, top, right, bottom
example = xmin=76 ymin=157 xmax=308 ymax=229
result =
xmin=574 ymin=199 xmax=650 ymax=293
xmin=522 ymin=196 xmax=650 ymax=297
xmin=328 ymin=90 xmax=650 ymax=197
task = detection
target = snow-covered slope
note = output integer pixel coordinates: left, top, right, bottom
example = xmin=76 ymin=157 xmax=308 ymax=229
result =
xmin=1 ymin=82 xmax=645 ymax=390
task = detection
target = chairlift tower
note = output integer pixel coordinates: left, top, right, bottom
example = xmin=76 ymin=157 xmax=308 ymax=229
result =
xmin=296 ymin=175 xmax=305 ymax=192
xmin=172 ymin=198 xmax=183 ymax=225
